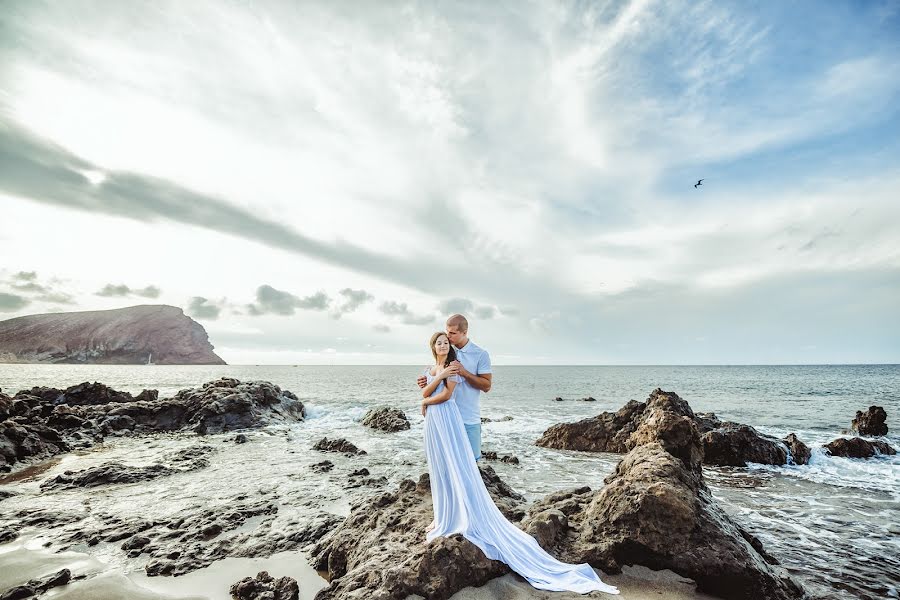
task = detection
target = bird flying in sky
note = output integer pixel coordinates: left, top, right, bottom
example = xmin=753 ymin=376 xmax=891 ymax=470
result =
xmin=694 ymin=179 xmax=704 ymax=188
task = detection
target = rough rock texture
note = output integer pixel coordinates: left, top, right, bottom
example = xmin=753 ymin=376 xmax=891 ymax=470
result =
xmin=311 ymin=460 xmax=335 ymax=473
xmin=782 ymin=433 xmax=811 ymax=465
xmin=1 ymin=420 xmax=70 ymax=472
xmin=524 ymin=391 xmax=806 ymax=600
xmin=1 ymin=378 xmax=303 ymax=472
xmin=0 ymin=304 xmax=225 ymax=364
xmin=537 ymin=390 xmax=799 ymax=467
xmin=0 ymin=528 xmax=17 ymax=543
xmin=40 ymin=445 xmax=214 ymax=490
xmin=230 ymin=570 xmax=299 ymax=600
xmin=3 ymin=494 xmax=342 ymax=577
xmin=701 ymin=424 xmax=788 ymax=467
xmin=535 ymin=399 xmax=646 ymax=453
xmin=361 ymin=406 xmax=410 ymax=433
xmin=481 ymin=451 xmax=519 ymax=465
xmin=0 ymin=568 xmax=71 ymax=600
xmin=851 ymin=406 xmax=888 ymax=436
xmin=313 ymin=437 xmax=367 ymax=456
xmin=824 ymin=437 xmax=896 ymax=458
xmin=312 ymin=390 xmax=804 ymax=600
xmin=311 ymin=465 xmax=525 ymax=600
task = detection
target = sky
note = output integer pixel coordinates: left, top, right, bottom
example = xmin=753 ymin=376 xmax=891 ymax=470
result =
xmin=1 ymin=0 xmax=899 ymax=365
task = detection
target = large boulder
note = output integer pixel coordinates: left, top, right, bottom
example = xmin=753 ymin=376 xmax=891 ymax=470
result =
xmin=1 ymin=421 xmax=70 ymax=473
xmin=361 ymin=406 xmax=410 ymax=433
xmin=523 ymin=394 xmax=806 ymax=600
xmin=63 ymin=378 xmax=304 ymax=435
xmin=701 ymin=424 xmax=788 ymax=467
xmin=825 ymin=437 xmax=896 ymax=459
xmin=535 ymin=399 xmax=646 ymax=453
xmin=537 ymin=389 xmax=801 ymax=468
xmin=851 ymin=406 xmax=888 ymax=436
xmin=52 ymin=381 xmax=137 ymax=406
xmin=310 ymin=465 xmax=525 ymax=600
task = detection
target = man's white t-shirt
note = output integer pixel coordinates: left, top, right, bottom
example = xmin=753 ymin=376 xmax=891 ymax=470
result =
xmin=453 ymin=340 xmax=492 ymax=425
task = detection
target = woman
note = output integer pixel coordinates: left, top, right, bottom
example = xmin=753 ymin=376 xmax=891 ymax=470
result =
xmin=420 ymin=332 xmax=619 ymax=596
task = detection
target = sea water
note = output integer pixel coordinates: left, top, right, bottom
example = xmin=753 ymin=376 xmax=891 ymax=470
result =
xmin=1 ymin=364 xmax=898 ymax=599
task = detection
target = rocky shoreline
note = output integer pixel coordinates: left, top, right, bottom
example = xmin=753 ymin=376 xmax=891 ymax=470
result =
xmin=1 ymin=380 xmax=896 ymax=600
xmin=535 ymin=392 xmax=894 ymax=466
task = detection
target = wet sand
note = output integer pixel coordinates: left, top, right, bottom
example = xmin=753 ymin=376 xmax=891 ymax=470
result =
xmin=0 ymin=536 xmax=328 ymax=600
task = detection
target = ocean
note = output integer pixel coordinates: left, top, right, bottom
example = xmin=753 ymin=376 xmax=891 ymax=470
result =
xmin=1 ymin=364 xmax=898 ymax=599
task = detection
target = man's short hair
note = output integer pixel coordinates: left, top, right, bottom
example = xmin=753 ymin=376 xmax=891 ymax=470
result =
xmin=446 ymin=314 xmax=468 ymax=333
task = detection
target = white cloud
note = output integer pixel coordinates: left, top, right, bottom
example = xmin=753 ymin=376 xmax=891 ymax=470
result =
xmin=0 ymin=1 xmax=897 ymax=363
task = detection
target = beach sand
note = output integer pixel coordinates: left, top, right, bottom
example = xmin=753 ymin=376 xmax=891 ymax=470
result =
xmin=438 ymin=565 xmax=719 ymax=600
xmin=3 ymin=534 xmax=717 ymax=600
xmin=0 ymin=536 xmax=328 ymax=600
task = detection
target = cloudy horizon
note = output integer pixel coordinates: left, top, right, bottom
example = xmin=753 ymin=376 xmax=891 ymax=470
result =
xmin=1 ymin=1 xmax=899 ymax=365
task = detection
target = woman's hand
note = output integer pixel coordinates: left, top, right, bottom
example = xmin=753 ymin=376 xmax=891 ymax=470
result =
xmin=438 ymin=364 xmax=459 ymax=379
xmin=421 ymin=402 xmax=427 ymax=417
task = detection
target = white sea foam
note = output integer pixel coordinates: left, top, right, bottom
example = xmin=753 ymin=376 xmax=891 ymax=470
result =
xmin=753 ymin=447 xmax=900 ymax=499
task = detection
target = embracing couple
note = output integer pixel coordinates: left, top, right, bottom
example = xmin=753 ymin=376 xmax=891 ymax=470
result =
xmin=415 ymin=314 xmax=619 ymax=596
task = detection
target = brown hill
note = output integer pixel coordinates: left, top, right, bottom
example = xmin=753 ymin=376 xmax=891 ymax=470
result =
xmin=0 ymin=305 xmax=226 ymax=365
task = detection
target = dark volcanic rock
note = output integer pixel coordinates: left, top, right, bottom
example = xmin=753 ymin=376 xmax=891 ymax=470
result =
xmin=311 ymin=465 xmax=525 ymax=600
xmin=0 ymin=391 xmax=12 ymax=421
xmin=40 ymin=446 xmax=214 ymax=490
xmin=311 ymin=460 xmax=334 ymax=473
xmin=1 ymin=378 xmax=302 ymax=472
xmin=54 ymin=381 xmax=135 ymax=406
xmin=312 ymin=437 xmax=366 ymax=456
xmin=481 ymin=451 xmax=520 ymax=465
xmin=1 ymin=568 xmax=72 ymax=599
xmin=535 ymin=398 xmax=647 ymax=453
xmin=361 ymin=406 xmax=410 ymax=432
xmin=701 ymin=424 xmax=788 ymax=467
xmin=694 ymin=412 xmax=723 ymax=433
xmin=0 ymin=304 xmax=225 ymax=364
xmin=67 ymin=378 xmax=305 ymax=436
xmin=782 ymin=433 xmax=811 ymax=465
xmin=41 ymin=462 xmax=179 ymax=490
xmin=1 ymin=420 xmax=70 ymax=472
xmin=230 ymin=570 xmax=299 ymax=600
xmin=537 ymin=390 xmax=800 ymax=468
xmin=851 ymin=406 xmax=888 ymax=436
xmin=0 ymin=528 xmax=18 ymax=543
xmin=825 ymin=437 xmax=896 ymax=459
xmin=523 ymin=395 xmax=806 ymax=600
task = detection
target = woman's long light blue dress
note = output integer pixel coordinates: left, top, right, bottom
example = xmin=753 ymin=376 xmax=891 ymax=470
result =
xmin=422 ymin=367 xmax=619 ymax=595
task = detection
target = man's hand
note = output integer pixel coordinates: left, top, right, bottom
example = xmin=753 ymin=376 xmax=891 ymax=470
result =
xmin=417 ymin=375 xmax=427 ymax=389
xmin=450 ymin=360 xmax=469 ymax=378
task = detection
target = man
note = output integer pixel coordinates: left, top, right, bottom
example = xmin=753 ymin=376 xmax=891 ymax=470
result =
xmin=417 ymin=313 xmax=492 ymax=461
